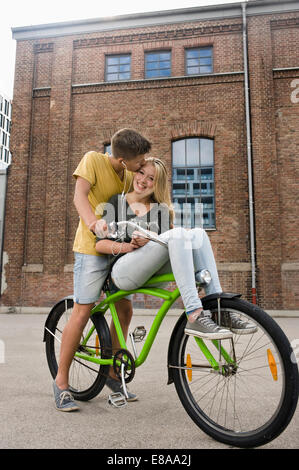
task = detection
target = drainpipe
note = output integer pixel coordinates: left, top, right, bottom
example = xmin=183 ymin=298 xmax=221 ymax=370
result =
xmin=242 ymin=2 xmax=257 ymax=304
xmin=0 ymin=165 xmax=8 ymax=297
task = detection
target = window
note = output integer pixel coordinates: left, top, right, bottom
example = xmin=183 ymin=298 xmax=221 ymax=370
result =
xmin=2 ymin=131 xmax=7 ymax=146
xmin=145 ymin=51 xmax=171 ymax=79
xmin=4 ymin=100 xmax=9 ymax=116
xmin=172 ymin=138 xmax=215 ymax=229
xmin=105 ymin=54 xmax=131 ymax=82
xmin=185 ymin=47 xmax=213 ymax=75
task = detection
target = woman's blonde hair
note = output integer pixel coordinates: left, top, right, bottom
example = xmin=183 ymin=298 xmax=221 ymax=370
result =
xmin=144 ymin=157 xmax=174 ymax=224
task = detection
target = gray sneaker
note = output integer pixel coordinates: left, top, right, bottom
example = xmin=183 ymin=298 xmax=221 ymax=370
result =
xmin=185 ymin=311 xmax=233 ymax=340
xmin=220 ymin=311 xmax=258 ymax=335
xmin=106 ymin=376 xmax=138 ymax=402
xmin=53 ymin=381 xmax=79 ymax=412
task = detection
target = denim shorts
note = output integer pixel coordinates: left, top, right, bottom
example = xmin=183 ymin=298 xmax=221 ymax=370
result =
xmin=73 ymin=252 xmax=132 ymax=304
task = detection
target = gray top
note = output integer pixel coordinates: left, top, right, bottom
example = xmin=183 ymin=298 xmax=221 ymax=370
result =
xmin=101 ymin=193 xmax=171 ymax=243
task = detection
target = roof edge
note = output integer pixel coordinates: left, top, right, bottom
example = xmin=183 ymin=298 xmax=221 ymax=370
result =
xmin=11 ymin=1 xmax=299 ymax=40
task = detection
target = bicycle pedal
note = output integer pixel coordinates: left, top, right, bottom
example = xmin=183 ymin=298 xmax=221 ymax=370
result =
xmin=108 ymin=392 xmax=127 ymax=408
xmin=132 ymin=326 xmax=146 ymax=342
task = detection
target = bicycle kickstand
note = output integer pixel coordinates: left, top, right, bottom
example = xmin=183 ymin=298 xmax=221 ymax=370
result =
xmin=108 ymin=363 xmax=128 ymax=409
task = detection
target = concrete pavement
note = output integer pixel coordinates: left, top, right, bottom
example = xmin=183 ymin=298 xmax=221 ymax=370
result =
xmin=0 ymin=312 xmax=298 ymax=449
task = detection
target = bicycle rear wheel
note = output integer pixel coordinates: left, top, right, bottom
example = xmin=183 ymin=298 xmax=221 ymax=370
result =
xmin=45 ymin=298 xmax=112 ymax=401
xmin=171 ymin=297 xmax=299 ymax=448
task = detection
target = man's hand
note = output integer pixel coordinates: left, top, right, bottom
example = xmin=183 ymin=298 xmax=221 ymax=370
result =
xmin=89 ymin=219 xmax=108 ymax=238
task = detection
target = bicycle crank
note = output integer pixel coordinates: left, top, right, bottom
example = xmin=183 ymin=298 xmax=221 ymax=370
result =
xmin=113 ymin=349 xmax=136 ymax=384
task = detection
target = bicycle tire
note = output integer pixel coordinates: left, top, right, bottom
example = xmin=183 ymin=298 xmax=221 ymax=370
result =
xmin=170 ymin=297 xmax=299 ymax=448
xmin=45 ymin=298 xmax=112 ymax=401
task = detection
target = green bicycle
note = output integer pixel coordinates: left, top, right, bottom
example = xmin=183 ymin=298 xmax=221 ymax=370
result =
xmin=44 ymin=251 xmax=298 ymax=448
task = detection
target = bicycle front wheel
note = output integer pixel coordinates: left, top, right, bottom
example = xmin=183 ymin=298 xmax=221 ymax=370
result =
xmin=171 ymin=297 xmax=299 ymax=448
xmin=45 ymin=298 xmax=112 ymax=401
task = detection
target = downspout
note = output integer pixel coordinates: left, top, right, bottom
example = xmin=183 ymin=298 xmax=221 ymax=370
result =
xmin=0 ymin=165 xmax=8 ymax=297
xmin=242 ymin=2 xmax=257 ymax=304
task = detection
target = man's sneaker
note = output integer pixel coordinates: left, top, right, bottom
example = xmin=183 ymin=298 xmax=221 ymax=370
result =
xmin=184 ymin=311 xmax=233 ymax=340
xmin=220 ymin=311 xmax=258 ymax=335
xmin=53 ymin=381 xmax=79 ymax=412
xmin=105 ymin=376 xmax=138 ymax=402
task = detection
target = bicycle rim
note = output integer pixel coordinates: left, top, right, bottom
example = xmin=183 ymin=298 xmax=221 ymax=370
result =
xmin=46 ymin=300 xmax=108 ymax=400
xmin=174 ymin=301 xmax=298 ymax=447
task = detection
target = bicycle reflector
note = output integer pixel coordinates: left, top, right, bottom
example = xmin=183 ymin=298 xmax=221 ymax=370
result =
xmin=186 ymin=354 xmax=192 ymax=382
xmin=267 ymin=349 xmax=278 ymax=381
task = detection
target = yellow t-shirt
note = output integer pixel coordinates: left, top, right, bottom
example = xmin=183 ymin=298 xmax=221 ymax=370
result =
xmin=72 ymin=151 xmax=133 ymax=256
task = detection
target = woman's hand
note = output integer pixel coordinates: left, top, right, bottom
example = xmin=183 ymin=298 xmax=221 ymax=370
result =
xmin=131 ymin=231 xmax=150 ymax=248
xmin=122 ymin=242 xmax=139 ymax=253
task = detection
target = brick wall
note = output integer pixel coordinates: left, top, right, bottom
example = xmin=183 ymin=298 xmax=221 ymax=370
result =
xmin=2 ymin=9 xmax=299 ymax=310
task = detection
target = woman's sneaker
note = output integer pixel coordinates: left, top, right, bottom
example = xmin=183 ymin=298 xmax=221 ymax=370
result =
xmin=53 ymin=381 xmax=79 ymax=412
xmin=105 ymin=376 xmax=138 ymax=402
xmin=185 ymin=311 xmax=233 ymax=340
xmin=220 ymin=312 xmax=258 ymax=335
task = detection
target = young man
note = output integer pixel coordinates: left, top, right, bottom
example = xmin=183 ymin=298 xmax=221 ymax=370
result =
xmin=53 ymin=128 xmax=151 ymax=411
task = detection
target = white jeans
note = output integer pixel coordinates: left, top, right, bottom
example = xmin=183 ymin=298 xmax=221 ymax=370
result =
xmin=111 ymin=227 xmax=222 ymax=313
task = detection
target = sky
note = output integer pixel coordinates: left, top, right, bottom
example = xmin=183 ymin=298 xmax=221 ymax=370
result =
xmin=0 ymin=0 xmax=244 ymax=99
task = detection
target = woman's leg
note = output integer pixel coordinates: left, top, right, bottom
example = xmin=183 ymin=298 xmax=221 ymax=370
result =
xmin=160 ymin=228 xmax=232 ymax=339
xmin=191 ymin=228 xmax=222 ymax=295
xmin=111 ymin=229 xmax=231 ymax=339
xmin=161 ymin=228 xmax=203 ymax=313
xmin=111 ymin=241 xmax=170 ymax=291
xmin=112 ymin=228 xmax=203 ymax=314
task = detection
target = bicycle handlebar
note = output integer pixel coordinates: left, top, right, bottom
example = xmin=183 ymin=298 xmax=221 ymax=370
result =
xmin=105 ymin=220 xmax=168 ymax=247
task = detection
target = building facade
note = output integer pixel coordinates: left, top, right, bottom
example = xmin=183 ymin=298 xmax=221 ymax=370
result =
xmin=2 ymin=0 xmax=299 ymax=311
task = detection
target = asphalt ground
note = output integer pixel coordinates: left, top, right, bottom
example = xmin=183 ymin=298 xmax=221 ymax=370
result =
xmin=0 ymin=312 xmax=298 ymax=451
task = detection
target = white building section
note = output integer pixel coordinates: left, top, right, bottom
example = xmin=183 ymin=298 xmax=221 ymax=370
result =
xmin=0 ymin=93 xmax=12 ymax=168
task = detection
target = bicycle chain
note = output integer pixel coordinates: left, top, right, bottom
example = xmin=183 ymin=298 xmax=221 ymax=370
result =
xmin=113 ymin=349 xmax=136 ymax=384
xmin=75 ymin=345 xmax=136 ymax=383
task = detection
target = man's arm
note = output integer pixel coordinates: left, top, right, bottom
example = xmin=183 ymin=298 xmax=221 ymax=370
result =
xmin=73 ymin=176 xmax=98 ymax=232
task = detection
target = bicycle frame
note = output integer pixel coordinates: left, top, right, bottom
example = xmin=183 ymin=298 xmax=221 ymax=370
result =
xmin=74 ymin=273 xmax=235 ymax=371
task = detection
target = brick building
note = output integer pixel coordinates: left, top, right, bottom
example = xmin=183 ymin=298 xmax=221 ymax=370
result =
xmin=2 ymin=0 xmax=299 ymax=311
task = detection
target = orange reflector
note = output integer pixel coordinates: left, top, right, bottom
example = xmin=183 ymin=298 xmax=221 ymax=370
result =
xmin=95 ymin=335 xmax=100 ymax=356
xmin=186 ymin=353 xmax=192 ymax=382
xmin=267 ymin=349 xmax=278 ymax=381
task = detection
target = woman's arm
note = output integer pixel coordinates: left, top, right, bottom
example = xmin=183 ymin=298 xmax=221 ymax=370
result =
xmin=96 ymin=239 xmax=137 ymax=255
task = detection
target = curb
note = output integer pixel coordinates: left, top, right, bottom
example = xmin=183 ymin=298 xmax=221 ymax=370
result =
xmin=0 ymin=306 xmax=298 ymax=318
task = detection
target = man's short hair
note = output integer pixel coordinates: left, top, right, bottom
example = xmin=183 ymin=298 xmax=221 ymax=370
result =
xmin=111 ymin=128 xmax=151 ymax=160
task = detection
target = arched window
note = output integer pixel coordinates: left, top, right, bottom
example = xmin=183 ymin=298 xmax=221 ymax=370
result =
xmin=172 ymin=137 xmax=215 ymax=229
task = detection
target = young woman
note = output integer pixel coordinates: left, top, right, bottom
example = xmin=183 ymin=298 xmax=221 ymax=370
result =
xmin=96 ymin=158 xmax=256 ymax=342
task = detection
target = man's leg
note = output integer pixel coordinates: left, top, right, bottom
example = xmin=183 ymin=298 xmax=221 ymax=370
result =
xmin=55 ymin=302 xmax=94 ymax=390
xmin=105 ymin=297 xmax=138 ymax=401
xmin=109 ymin=298 xmax=133 ymax=380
